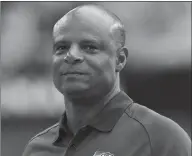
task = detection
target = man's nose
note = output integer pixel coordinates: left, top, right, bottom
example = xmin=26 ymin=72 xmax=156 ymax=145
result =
xmin=64 ymin=44 xmax=84 ymax=64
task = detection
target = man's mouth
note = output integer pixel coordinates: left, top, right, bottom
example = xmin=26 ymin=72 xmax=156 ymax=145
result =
xmin=61 ymin=72 xmax=88 ymax=76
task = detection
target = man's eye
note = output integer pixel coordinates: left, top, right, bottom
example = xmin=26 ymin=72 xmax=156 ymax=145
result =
xmin=55 ymin=45 xmax=69 ymax=54
xmin=56 ymin=46 xmax=69 ymax=51
xmin=82 ymin=45 xmax=98 ymax=52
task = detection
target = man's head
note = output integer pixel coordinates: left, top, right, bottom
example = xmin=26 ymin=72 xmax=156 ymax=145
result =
xmin=52 ymin=4 xmax=128 ymax=98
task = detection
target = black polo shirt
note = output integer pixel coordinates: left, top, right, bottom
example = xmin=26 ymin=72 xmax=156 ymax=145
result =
xmin=22 ymin=91 xmax=191 ymax=156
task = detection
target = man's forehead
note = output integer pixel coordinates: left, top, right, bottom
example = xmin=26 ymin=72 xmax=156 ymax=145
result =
xmin=53 ymin=32 xmax=104 ymax=46
xmin=73 ymin=5 xmax=114 ymax=24
xmin=53 ymin=5 xmax=114 ymax=36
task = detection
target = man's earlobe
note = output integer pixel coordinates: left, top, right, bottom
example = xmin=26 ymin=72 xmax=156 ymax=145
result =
xmin=116 ymin=63 xmax=123 ymax=72
xmin=123 ymin=47 xmax=128 ymax=59
xmin=115 ymin=47 xmax=128 ymax=72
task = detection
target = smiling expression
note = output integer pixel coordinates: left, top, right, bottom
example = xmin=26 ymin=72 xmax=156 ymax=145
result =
xmin=52 ymin=6 xmax=123 ymax=98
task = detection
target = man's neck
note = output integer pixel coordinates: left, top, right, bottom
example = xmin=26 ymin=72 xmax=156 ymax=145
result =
xmin=64 ymin=77 xmax=120 ymax=134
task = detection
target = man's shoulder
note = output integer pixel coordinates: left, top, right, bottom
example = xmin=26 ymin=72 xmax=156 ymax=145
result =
xmin=125 ymin=103 xmax=191 ymax=155
xmin=125 ymin=102 xmax=179 ymax=130
xmin=22 ymin=123 xmax=59 ymax=156
xmin=126 ymin=103 xmax=189 ymax=138
xmin=29 ymin=123 xmax=59 ymax=143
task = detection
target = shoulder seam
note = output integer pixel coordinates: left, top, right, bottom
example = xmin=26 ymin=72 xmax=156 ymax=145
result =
xmin=125 ymin=104 xmax=153 ymax=156
xmin=28 ymin=123 xmax=59 ymax=143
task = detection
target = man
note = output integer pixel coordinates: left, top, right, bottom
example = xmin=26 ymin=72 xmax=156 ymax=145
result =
xmin=22 ymin=4 xmax=191 ymax=156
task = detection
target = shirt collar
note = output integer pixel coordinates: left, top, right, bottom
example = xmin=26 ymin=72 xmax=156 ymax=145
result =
xmin=55 ymin=91 xmax=133 ymax=142
xmin=88 ymin=91 xmax=133 ymax=132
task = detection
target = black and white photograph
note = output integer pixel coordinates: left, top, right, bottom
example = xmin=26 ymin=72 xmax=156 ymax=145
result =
xmin=1 ymin=1 xmax=191 ymax=156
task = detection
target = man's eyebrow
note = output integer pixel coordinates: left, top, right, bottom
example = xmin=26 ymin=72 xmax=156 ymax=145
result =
xmin=53 ymin=40 xmax=71 ymax=46
xmin=80 ymin=39 xmax=105 ymax=49
xmin=53 ymin=35 xmax=70 ymax=44
xmin=80 ymin=39 xmax=101 ymax=44
xmin=53 ymin=35 xmax=105 ymax=49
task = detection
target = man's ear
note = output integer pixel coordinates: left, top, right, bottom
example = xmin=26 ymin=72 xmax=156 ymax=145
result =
xmin=116 ymin=47 xmax=128 ymax=72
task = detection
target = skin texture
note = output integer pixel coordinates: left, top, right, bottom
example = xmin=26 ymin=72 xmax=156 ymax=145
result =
xmin=52 ymin=4 xmax=128 ymax=134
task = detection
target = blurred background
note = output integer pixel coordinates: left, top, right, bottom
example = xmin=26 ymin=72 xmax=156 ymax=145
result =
xmin=1 ymin=2 xmax=191 ymax=156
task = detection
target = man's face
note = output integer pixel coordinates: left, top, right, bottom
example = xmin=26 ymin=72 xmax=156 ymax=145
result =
xmin=52 ymin=13 xmax=118 ymax=97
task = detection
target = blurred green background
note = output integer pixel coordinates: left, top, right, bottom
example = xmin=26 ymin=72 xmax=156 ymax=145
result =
xmin=1 ymin=2 xmax=191 ymax=156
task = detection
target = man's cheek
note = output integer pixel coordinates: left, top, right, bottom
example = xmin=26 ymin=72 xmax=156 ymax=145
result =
xmin=52 ymin=55 xmax=59 ymax=64
xmin=87 ymin=55 xmax=111 ymax=72
xmin=52 ymin=55 xmax=64 ymax=68
xmin=52 ymin=57 xmax=63 ymax=74
xmin=98 ymin=58 xmax=114 ymax=73
xmin=52 ymin=64 xmax=59 ymax=78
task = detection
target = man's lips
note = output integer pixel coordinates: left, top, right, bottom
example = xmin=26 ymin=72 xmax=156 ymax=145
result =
xmin=60 ymin=72 xmax=89 ymax=76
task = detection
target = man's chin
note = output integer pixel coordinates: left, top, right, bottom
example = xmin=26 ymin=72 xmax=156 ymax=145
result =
xmin=60 ymin=84 xmax=90 ymax=96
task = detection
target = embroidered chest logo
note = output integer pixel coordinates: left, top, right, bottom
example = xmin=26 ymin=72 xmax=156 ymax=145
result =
xmin=93 ymin=151 xmax=114 ymax=156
